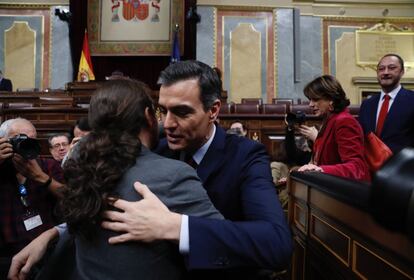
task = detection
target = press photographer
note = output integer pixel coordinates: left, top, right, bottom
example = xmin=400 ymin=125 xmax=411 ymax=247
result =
xmin=271 ymin=111 xmax=315 ymax=189
xmin=0 ymin=118 xmax=64 ymax=279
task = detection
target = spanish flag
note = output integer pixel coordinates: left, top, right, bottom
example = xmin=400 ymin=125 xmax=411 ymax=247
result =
xmin=77 ymin=30 xmax=95 ymax=82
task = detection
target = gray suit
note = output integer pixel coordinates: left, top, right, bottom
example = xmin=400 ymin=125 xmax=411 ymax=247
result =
xmin=62 ymin=147 xmax=222 ymax=280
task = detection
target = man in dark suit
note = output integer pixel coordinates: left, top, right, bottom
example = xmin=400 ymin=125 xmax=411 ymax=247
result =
xmin=0 ymin=70 xmax=13 ymax=91
xmin=359 ymin=54 xmax=414 ymax=154
xmin=8 ymin=62 xmax=291 ymax=279
xmin=102 ymin=61 xmax=292 ymax=278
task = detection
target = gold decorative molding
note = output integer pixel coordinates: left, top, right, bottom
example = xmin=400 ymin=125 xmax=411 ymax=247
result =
xmin=352 ymin=241 xmax=414 ymax=280
xmin=213 ymin=7 xmax=217 ymax=68
xmin=0 ymin=4 xmax=52 ymax=9
xmin=212 ymin=5 xmax=277 ymax=12
xmin=294 ymin=202 xmax=307 ymax=234
xmin=355 ymin=22 xmax=414 ymax=70
xmin=5 ymin=21 xmax=37 ymax=90
xmin=310 ymin=214 xmax=351 ymax=267
xmin=360 ymin=22 xmax=411 ymax=32
xmin=230 ymin=23 xmax=262 ymax=103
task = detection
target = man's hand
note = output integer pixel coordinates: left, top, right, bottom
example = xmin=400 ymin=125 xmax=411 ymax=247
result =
xmin=12 ymin=154 xmax=49 ymax=184
xmin=298 ymin=163 xmax=324 ymax=173
xmin=8 ymin=228 xmax=58 ymax=280
xmin=298 ymin=125 xmax=318 ymax=142
xmin=0 ymin=137 xmax=13 ymax=165
xmin=102 ymin=182 xmax=182 ymax=244
xmin=69 ymin=136 xmax=81 ymax=150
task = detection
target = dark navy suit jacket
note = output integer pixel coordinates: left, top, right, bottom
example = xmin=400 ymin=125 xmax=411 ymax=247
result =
xmin=359 ymin=87 xmax=414 ymax=154
xmin=155 ymin=125 xmax=292 ymax=276
xmin=0 ymin=78 xmax=12 ymax=91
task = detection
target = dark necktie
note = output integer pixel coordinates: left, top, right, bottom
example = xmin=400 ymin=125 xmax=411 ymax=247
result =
xmin=185 ymin=154 xmax=198 ymax=169
xmin=376 ymin=94 xmax=391 ymax=136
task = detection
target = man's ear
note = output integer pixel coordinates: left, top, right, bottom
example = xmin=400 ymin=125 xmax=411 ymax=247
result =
xmin=209 ymin=99 xmax=221 ymax=123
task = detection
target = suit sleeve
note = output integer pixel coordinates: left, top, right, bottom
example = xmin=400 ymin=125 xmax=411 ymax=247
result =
xmin=187 ymin=144 xmax=292 ymax=270
xmin=164 ymin=163 xmax=223 ymax=220
xmin=320 ymin=117 xmax=370 ymax=181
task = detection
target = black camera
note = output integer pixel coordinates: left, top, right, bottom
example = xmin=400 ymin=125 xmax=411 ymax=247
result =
xmin=9 ymin=134 xmax=41 ymax=160
xmin=286 ymin=111 xmax=306 ymax=129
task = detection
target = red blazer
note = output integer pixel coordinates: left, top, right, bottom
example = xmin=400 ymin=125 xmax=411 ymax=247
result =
xmin=313 ymin=110 xmax=370 ymax=181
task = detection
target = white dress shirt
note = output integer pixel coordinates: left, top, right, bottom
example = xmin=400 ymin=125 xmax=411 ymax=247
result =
xmin=179 ymin=124 xmax=216 ymax=254
xmin=375 ymin=85 xmax=400 ymax=125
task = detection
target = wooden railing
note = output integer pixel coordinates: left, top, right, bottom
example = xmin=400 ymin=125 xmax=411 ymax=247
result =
xmin=288 ymin=171 xmax=414 ymax=280
xmin=1 ymin=87 xmax=363 ymax=158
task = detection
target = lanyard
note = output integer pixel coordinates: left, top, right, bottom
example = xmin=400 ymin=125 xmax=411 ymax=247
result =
xmin=18 ymin=183 xmax=30 ymax=208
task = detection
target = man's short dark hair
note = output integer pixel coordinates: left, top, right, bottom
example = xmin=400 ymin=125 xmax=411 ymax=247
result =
xmin=76 ymin=117 xmax=91 ymax=132
xmin=378 ymin=53 xmax=405 ymax=70
xmin=157 ymin=60 xmax=222 ymax=111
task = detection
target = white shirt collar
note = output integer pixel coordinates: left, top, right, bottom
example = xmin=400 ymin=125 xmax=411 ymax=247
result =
xmin=192 ymin=124 xmax=216 ymax=165
xmin=380 ymin=84 xmax=401 ymax=100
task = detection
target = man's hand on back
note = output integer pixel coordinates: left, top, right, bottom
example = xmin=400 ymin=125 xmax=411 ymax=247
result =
xmin=102 ymin=182 xmax=182 ymax=244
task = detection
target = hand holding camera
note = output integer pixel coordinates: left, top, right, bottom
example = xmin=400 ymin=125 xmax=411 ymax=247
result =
xmin=9 ymin=134 xmax=41 ymax=160
xmin=0 ymin=137 xmax=13 ymax=165
xmin=12 ymin=153 xmax=49 ymax=183
xmin=285 ymin=111 xmax=306 ymax=130
xmin=298 ymin=125 xmax=318 ymax=142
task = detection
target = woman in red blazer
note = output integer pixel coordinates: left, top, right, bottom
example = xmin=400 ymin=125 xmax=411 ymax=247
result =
xmin=298 ymin=75 xmax=370 ymax=181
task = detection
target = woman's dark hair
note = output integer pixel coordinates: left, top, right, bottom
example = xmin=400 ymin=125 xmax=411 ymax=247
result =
xmin=60 ymin=79 xmax=155 ymax=239
xmin=303 ymin=75 xmax=350 ymax=113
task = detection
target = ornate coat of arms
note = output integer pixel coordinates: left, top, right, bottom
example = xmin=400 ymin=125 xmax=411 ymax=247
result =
xmin=111 ymin=0 xmax=159 ymax=22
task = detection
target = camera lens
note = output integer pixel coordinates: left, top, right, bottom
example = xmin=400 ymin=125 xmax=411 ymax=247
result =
xmin=9 ymin=134 xmax=41 ymax=160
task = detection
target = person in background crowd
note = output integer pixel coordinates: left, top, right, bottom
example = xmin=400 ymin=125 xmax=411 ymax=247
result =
xmin=8 ymin=79 xmax=222 ymax=280
xmin=105 ymin=70 xmax=129 ymax=81
xmin=48 ymin=133 xmax=70 ymax=163
xmin=0 ymin=118 xmax=64 ymax=279
xmin=0 ymin=70 xmax=13 ymax=91
xmin=359 ymin=53 xmax=414 ymax=154
xmin=73 ymin=117 xmax=91 ymax=139
xmin=227 ymin=120 xmax=248 ymax=137
xmin=62 ymin=117 xmax=91 ymax=166
xmin=298 ymin=75 xmax=370 ymax=182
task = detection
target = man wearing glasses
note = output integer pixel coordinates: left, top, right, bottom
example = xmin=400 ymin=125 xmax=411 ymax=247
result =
xmin=48 ymin=134 xmax=70 ymax=163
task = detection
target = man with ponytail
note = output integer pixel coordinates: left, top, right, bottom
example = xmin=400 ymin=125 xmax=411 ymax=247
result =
xmin=10 ymin=62 xmax=292 ymax=279
xmin=103 ymin=61 xmax=292 ymax=279
xmin=8 ymin=79 xmax=222 ymax=280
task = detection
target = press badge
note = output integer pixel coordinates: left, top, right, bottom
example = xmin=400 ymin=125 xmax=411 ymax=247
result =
xmin=23 ymin=212 xmax=43 ymax=231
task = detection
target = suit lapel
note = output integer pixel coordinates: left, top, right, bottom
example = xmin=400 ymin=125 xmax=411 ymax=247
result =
xmin=368 ymin=94 xmax=380 ymax=133
xmin=197 ymin=125 xmax=227 ymax=184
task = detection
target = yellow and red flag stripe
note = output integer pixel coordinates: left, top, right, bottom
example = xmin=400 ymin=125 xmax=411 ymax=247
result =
xmin=77 ymin=30 xmax=95 ymax=81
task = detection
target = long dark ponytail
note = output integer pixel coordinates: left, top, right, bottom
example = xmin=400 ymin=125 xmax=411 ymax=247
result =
xmin=60 ymin=79 xmax=155 ymax=239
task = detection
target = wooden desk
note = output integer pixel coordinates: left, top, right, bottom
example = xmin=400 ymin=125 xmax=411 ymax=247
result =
xmin=288 ymin=172 xmax=414 ymax=280
xmin=219 ymin=114 xmax=321 ymax=159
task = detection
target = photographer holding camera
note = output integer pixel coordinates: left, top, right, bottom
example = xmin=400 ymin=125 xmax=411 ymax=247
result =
xmin=0 ymin=118 xmax=64 ymax=279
